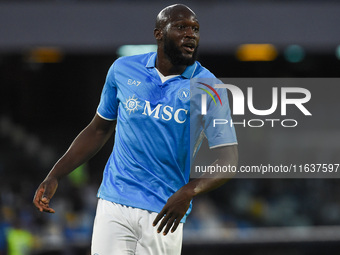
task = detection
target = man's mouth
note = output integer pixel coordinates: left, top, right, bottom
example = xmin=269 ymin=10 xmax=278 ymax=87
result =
xmin=182 ymin=42 xmax=196 ymax=54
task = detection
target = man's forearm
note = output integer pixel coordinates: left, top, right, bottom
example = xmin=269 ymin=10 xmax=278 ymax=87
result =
xmin=47 ymin=115 xmax=115 ymax=180
xmin=184 ymin=145 xmax=238 ymax=197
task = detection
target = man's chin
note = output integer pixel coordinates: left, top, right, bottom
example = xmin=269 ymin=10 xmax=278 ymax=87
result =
xmin=164 ymin=47 xmax=198 ymax=66
xmin=185 ymin=48 xmax=198 ymax=65
xmin=177 ymin=52 xmax=197 ymax=66
xmin=183 ymin=55 xmax=196 ymax=66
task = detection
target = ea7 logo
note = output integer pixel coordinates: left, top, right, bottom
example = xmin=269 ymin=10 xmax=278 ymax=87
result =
xmin=128 ymin=79 xmax=141 ymax=86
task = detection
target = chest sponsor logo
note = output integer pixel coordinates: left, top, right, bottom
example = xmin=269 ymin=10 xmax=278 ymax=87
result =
xmin=142 ymin=101 xmax=188 ymax=124
xmin=123 ymin=96 xmax=188 ymax=124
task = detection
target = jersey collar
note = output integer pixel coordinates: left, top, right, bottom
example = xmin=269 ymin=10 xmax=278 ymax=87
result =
xmin=146 ymin=52 xmax=198 ymax=79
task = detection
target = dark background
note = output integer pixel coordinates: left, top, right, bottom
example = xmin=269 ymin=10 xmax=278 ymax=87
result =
xmin=1 ymin=1 xmax=340 ymax=255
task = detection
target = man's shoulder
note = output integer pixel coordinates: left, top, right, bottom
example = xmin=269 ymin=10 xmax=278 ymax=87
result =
xmin=193 ymin=61 xmax=216 ymax=78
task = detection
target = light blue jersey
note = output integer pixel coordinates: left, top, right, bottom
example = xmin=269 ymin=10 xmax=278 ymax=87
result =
xmin=96 ymin=52 xmax=237 ymax=222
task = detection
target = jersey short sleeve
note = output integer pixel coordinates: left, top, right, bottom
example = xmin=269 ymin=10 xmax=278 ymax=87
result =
xmin=97 ymin=64 xmax=119 ymax=121
xmin=203 ymin=85 xmax=238 ymax=149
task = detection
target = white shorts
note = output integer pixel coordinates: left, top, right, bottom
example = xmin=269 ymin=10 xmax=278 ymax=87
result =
xmin=91 ymin=198 xmax=183 ymax=255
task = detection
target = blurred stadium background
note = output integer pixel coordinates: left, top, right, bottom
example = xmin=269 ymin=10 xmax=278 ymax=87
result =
xmin=1 ymin=0 xmax=340 ymax=254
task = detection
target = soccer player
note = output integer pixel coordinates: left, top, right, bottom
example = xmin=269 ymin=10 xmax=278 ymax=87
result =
xmin=33 ymin=4 xmax=238 ymax=255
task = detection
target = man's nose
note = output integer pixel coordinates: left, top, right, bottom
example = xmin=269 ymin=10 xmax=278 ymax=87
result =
xmin=184 ymin=27 xmax=197 ymax=38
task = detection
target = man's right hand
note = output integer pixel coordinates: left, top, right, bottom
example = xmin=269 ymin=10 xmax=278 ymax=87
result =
xmin=33 ymin=176 xmax=58 ymax=213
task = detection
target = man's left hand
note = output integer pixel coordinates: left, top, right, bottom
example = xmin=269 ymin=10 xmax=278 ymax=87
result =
xmin=153 ymin=187 xmax=193 ymax=235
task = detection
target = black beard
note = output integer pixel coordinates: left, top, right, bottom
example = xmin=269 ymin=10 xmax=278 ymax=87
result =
xmin=163 ymin=36 xmax=198 ymax=66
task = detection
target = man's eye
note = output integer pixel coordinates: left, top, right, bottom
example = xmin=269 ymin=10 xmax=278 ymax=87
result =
xmin=177 ymin=25 xmax=185 ymax=30
xmin=193 ymin=27 xmax=199 ymax=32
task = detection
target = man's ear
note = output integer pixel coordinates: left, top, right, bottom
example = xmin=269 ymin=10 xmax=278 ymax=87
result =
xmin=154 ymin=28 xmax=163 ymax=40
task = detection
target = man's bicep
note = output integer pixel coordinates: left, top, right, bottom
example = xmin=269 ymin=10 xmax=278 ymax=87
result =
xmin=90 ymin=113 xmax=117 ymax=136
